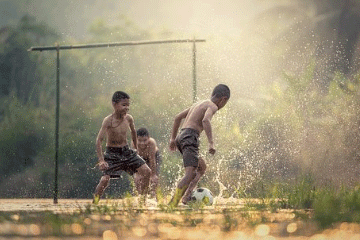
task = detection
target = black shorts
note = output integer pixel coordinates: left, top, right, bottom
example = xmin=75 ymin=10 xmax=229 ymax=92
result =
xmin=103 ymin=146 xmax=146 ymax=178
xmin=175 ymin=128 xmax=200 ymax=167
xmin=144 ymin=150 xmax=162 ymax=175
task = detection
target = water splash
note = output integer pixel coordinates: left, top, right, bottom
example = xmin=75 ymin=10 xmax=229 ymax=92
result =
xmin=214 ymin=155 xmax=227 ymax=198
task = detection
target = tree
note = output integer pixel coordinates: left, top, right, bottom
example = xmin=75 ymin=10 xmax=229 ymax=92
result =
xmin=255 ymin=0 xmax=360 ymax=93
xmin=0 ymin=15 xmax=58 ymax=104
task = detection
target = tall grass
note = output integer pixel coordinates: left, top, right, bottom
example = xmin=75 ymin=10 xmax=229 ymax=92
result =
xmin=256 ymin=175 xmax=360 ymax=228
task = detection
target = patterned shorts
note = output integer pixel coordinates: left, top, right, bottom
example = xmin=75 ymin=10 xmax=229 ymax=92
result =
xmin=103 ymin=146 xmax=146 ymax=178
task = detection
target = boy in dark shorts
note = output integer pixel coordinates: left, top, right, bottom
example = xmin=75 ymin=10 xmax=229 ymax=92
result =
xmin=136 ymin=127 xmax=161 ymax=197
xmin=169 ymin=84 xmax=230 ymax=207
xmin=93 ymin=91 xmax=151 ymax=204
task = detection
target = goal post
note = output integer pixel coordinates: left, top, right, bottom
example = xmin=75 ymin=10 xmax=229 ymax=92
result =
xmin=28 ymin=38 xmax=206 ymax=204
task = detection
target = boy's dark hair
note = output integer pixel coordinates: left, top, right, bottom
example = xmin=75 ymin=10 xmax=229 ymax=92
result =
xmin=137 ymin=127 xmax=149 ymax=137
xmin=112 ymin=91 xmax=130 ymax=103
xmin=212 ymin=84 xmax=230 ymax=99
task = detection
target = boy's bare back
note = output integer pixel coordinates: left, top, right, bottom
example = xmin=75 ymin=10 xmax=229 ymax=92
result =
xmin=181 ymin=100 xmax=218 ymax=134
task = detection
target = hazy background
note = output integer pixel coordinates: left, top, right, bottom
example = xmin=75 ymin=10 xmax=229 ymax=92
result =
xmin=1 ymin=0 xmax=269 ymax=38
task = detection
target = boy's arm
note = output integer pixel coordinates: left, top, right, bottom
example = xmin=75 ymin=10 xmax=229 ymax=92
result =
xmin=148 ymin=140 xmax=158 ymax=177
xmin=169 ymin=108 xmax=189 ymax=151
xmin=128 ymin=115 xmax=138 ymax=150
xmin=202 ymin=105 xmax=217 ymax=155
xmin=96 ymin=118 xmax=109 ymax=170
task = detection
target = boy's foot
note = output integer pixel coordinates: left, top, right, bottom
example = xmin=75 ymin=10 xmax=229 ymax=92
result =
xmin=181 ymin=195 xmax=192 ymax=205
xmin=168 ymin=187 xmax=187 ymax=208
xmin=93 ymin=195 xmax=100 ymax=204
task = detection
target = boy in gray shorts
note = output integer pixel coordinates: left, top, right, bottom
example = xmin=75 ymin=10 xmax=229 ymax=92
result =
xmin=169 ymin=84 xmax=230 ymax=207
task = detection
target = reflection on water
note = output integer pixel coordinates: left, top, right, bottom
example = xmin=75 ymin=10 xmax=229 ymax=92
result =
xmin=0 ymin=199 xmax=360 ymax=239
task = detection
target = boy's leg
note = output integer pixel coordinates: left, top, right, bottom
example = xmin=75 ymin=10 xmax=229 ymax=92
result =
xmin=93 ymin=175 xmax=110 ymax=204
xmin=134 ymin=164 xmax=151 ymax=195
xmin=151 ymin=152 xmax=161 ymax=197
xmin=150 ymin=174 xmax=159 ymax=198
xmin=169 ymin=166 xmax=197 ymax=207
xmin=182 ymin=157 xmax=207 ymax=204
xmin=133 ymin=173 xmax=140 ymax=195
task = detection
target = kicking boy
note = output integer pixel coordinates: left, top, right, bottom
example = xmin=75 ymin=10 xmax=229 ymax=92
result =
xmin=169 ymin=84 xmax=230 ymax=207
xmin=136 ymin=127 xmax=161 ymax=197
xmin=93 ymin=91 xmax=151 ymax=204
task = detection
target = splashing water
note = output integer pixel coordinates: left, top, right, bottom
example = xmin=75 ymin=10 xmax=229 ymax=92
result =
xmin=215 ymin=155 xmax=227 ymax=199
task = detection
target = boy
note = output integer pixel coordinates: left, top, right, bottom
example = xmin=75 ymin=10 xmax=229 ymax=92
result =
xmin=93 ymin=91 xmax=151 ymax=204
xmin=136 ymin=127 xmax=161 ymax=197
xmin=169 ymin=84 xmax=230 ymax=207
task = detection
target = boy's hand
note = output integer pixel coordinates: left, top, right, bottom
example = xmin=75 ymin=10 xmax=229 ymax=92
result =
xmin=208 ymin=143 xmax=216 ymax=155
xmin=98 ymin=160 xmax=109 ymax=171
xmin=169 ymin=139 xmax=177 ymax=152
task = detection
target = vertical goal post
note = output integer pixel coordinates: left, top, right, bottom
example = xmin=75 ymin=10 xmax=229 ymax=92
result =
xmin=28 ymin=38 xmax=206 ymax=204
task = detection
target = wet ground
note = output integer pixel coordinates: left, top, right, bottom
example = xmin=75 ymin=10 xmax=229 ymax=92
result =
xmin=0 ymin=198 xmax=360 ymax=240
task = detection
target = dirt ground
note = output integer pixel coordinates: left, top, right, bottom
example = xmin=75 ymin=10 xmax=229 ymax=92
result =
xmin=0 ymin=198 xmax=360 ymax=240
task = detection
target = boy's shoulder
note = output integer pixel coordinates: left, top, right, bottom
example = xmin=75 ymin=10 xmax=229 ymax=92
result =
xmin=149 ymin=137 xmax=157 ymax=146
xmin=125 ymin=113 xmax=133 ymax=120
xmin=197 ymin=99 xmax=218 ymax=110
xmin=102 ymin=114 xmax=113 ymax=124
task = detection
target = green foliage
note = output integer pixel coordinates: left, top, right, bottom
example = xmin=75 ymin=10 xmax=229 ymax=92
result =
xmin=312 ymin=185 xmax=360 ymax=228
xmin=0 ymin=96 xmax=50 ymax=182
xmin=0 ymin=15 xmax=58 ymax=104
xmin=287 ymin=175 xmax=315 ymax=209
xmin=313 ymin=188 xmax=342 ymax=228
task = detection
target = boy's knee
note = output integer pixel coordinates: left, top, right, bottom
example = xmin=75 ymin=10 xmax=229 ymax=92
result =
xmin=199 ymin=165 xmax=206 ymax=175
xmin=101 ymin=175 xmax=110 ymax=183
xmin=138 ymin=164 xmax=151 ymax=178
xmin=198 ymin=158 xmax=206 ymax=173
xmin=185 ymin=170 xmax=196 ymax=180
xmin=144 ymin=166 xmax=151 ymax=177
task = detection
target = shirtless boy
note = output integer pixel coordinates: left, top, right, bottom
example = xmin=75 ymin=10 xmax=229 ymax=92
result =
xmin=93 ymin=91 xmax=151 ymax=204
xmin=136 ymin=127 xmax=161 ymax=197
xmin=169 ymin=84 xmax=230 ymax=207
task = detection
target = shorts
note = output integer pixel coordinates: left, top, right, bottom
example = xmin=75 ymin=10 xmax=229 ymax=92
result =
xmin=175 ymin=128 xmax=200 ymax=167
xmin=144 ymin=150 xmax=162 ymax=175
xmin=103 ymin=146 xmax=146 ymax=178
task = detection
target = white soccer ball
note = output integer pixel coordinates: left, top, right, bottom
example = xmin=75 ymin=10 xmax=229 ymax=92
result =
xmin=191 ymin=187 xmax=214 ymax=206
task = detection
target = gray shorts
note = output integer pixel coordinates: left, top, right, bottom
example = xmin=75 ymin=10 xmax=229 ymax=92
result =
xmin=103 ymin=146 xmax=146 ymax=178
xmin=175 ymin=128 xmax=200 ymax=167
xmin=143 ymin=150 xmax=162 ymax=175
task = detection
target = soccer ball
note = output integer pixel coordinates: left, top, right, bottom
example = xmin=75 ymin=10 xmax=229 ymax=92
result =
xmin=191 ymin=187 xmax=214 ymax=206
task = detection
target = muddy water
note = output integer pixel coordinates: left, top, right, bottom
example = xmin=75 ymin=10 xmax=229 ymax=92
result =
xmin=0 ymin=198 xmax=359 ymax=240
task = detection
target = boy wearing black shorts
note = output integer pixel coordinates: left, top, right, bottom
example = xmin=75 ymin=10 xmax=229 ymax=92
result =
xmin=169 ymin=84 xmax=230 ymax=207
xmin=93 ymin=91 xmax=151 ymax=204
xmin=136 ymin=127 xmax=162 ymax=197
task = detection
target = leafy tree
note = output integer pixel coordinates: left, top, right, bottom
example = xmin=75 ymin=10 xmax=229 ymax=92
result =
xmin=255 ymin=0 xmax=360 ymax=93
xmin=0 ymin=15 xmax=58 ymax=104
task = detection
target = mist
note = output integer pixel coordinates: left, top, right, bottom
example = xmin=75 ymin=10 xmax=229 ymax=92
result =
xmin=1 ymin=0 xmax=360 ymax=199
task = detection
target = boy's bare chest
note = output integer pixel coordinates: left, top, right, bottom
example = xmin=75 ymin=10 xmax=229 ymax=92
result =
xmin=138 ymin=147 xmax=150 ymax=158
xmin=107 ymin=119 xmax=129 ymax=136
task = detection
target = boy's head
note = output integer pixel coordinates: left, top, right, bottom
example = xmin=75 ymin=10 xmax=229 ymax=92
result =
xmin=112 ymin=91 xmax=130 ymax=103
xmin=137 ymin=127 xmax=149 ymax=137
xmin=112 ymin=91 xmax=130 ymax=114
xmin=137 ymin=127 xmax=150 ymax=147
xmin=211 ymin=84 xmax=230 ymax=109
